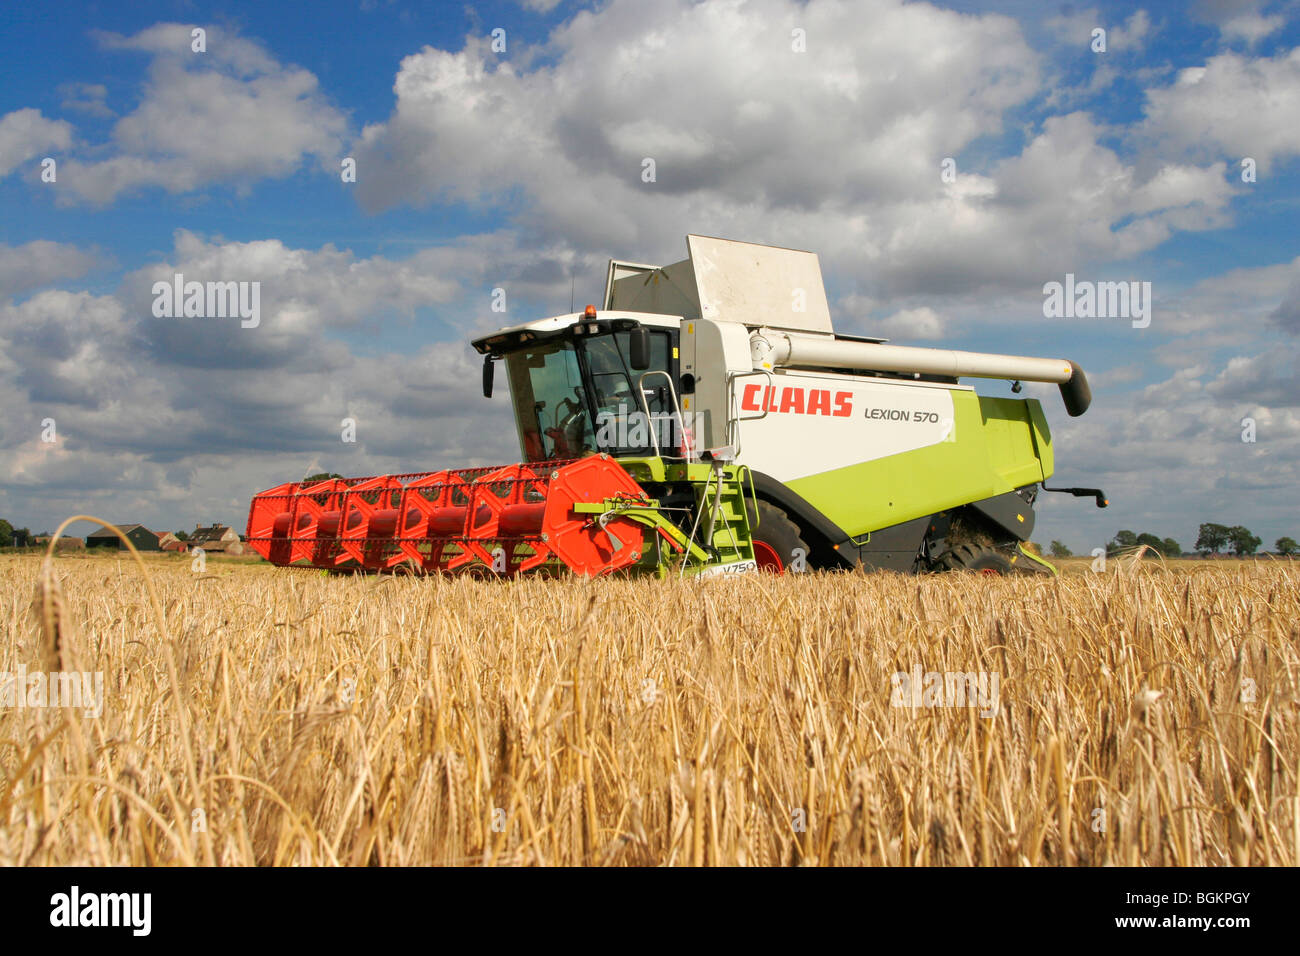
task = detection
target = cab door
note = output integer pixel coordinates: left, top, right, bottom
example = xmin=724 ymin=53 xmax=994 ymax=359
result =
xmin=580 ymin=328 xmax=681 ymax=456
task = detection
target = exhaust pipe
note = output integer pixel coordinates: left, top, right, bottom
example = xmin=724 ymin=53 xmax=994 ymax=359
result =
xmin=750 ymin=329 xmax=1092 ymax=416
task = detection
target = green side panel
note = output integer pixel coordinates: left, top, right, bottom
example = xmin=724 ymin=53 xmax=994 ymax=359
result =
xmin=610 ymin=455 xmax=756 ymax=574
xmin=1026 ymin=398 xmax=1054 ymax=480
xmin=785 ymin=393 xmax=1053 ymax=539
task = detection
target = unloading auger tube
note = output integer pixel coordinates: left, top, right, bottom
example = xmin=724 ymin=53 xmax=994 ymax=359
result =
xmin=748 ymin=328 xmax=1093 ymax=417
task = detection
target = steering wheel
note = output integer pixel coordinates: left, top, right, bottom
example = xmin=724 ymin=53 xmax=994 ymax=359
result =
xmin=546 ymin=388 xmax=588 ymax=457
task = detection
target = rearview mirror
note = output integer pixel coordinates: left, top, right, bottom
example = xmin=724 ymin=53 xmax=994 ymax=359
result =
xmin=482 ymin=355 xmax=494 ymax=398
xmin=628 ymin=326 xmax=651 ymax=371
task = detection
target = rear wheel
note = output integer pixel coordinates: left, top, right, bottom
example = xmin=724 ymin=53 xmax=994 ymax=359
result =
xmin=749 ymin=501 xmax=809 ymax=574
xmin=934 ymin=542 xmax=1012 ymax=575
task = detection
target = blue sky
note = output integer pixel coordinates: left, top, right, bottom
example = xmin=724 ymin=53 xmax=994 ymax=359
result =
xmin=1 ymin=0 xmax=1297 ymax=553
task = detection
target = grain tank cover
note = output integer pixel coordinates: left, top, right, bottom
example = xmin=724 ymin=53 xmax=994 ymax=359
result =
xmin=604 ymin=235 xmax=834 ymax=334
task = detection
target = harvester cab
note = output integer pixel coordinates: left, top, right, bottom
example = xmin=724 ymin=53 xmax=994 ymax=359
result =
xmin=247 ymin=236 xmax=1106 ymax=577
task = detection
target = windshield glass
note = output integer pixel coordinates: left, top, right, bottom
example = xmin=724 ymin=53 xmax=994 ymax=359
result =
xmin=502 ymin=329 xmax=678 ymax=462
xmin=504 ymin=339 xmax=593 ymax=460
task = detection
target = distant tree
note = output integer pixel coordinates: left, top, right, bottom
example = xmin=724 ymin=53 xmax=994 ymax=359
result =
xmin=1277 ymin=536 xmax=1298 ymax=556
xmin=1195 ymin=523 xmax=1231 ymax=555
xmin=0 ymin=519 xmax=13 ymax=548
xmin=1049 ymin=540 xmax=1072 ymax=558
xmin=13 ymin=528 xmax=33 ymax=547
xmin=1227 ymin=526 xmax=1261 ymax=556
xmin=1110 ymin=530 xmax=1182 ymax=557
xmin=304 ymin=472 xmax=344 ymax=483
xmin=1135 ymin=532 xmax=1164 ymax=552
xmin=175 ymin=530 xmax=190 ymax=542
xmin=1107 ymin=530 xmax=1138 ymax=555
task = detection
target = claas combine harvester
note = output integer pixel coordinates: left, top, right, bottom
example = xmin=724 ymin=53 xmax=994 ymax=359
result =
xmin=247 ymin=236 xmax=1107 ymax=577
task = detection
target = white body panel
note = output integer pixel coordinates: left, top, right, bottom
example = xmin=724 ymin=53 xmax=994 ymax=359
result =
xmin=606 ymin=235 xmax=833 ymax=334
xmin=686 ymin=235 xmax=833 ymax=333
xmin=728 ymin=371 xmax=960 ymax=482
xmin=680 ymin=317 xmax=750 ymax=450
xmin=680 ymin=318 xmax=965 ymax=482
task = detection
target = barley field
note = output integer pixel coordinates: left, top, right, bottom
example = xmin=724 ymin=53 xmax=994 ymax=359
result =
xmin=2 ymin=551 xmax=1296 ymax=866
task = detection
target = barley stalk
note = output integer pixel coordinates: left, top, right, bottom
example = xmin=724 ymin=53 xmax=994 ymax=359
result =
xmin=0 ymin=553 xmax=1295 ymax=866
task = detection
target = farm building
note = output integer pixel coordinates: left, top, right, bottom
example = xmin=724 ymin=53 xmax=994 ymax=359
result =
xmin=190 ymin=524 xmax=241 ymax=552
xmin=157 ymin=533 xmax=188 ymax=552
xmin=84 ymin=524 xmax=161 ymax=551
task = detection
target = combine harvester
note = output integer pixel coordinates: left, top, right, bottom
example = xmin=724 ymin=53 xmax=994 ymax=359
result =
xmin=247 ymin=237 xmax=1106 ymax=577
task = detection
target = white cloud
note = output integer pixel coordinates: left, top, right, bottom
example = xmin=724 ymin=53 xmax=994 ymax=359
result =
xmin=873 ymin=306 xmax=945 ymax=340
xmin=877 ymin=113 xmax=1232 ymax=296
xmin=133 ymin=229 xmax=462 ymax=322
xmin=1045 ymin=351 xmax=1300 ymax=549
xmin=1204 ymin=345 xmax=1300 ymax=406
xmin=356 ymin=0 xmax=1040 ymax=221
xmin=350 ymin=0 xmax=1233 ymax=308
xmin=54 ymin=24 xmax=346 ymax=204
xmin=1037 ymin=254 xmax=1300 ymax=547
xmin=0 ymin=235 xmax=529 ymax=533
xmin=57 ymin=82 xmax=113 ymax=118
xmin=1158 ymin=254 xmax=1300 ymax=334
xmin=1140 ymin=47 xmax=1300 ymax=174
xmin=0 ymin=290 xmax=134 ymax=408
xmin=0 ymin=242 xmax=102 ymax=300
xmin=1188 ymin=0 xmax=1289 ymax=44
xmin=111 ymin=229 xmax=592 ymax=364
xmin=1043 ymin=8 xmax=1151 ymax=54
xmin=1087 ymin=363 xmax=1147 ymax=389
xmin=1043 ymin=6 xmax=1103 ymax=49
xmin=1109 ymin=9 xmax=1153 ymax=52
xmin=0 ymin=108 xmax=72 ymax=178
xmin=1221 ymin=12 xmax=1286 ymax=44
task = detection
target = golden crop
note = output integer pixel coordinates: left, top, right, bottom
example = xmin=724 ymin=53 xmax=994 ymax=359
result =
xmin=2 ymin=553 xmax=1296 ymax=866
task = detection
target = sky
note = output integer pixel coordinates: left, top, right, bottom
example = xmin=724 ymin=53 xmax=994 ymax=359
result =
xmin=0 ymin=0 xmax=1297 ymax=554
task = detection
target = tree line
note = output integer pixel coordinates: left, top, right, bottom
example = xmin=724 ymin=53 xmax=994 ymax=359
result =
xmin=0 ymin=520 xmax=200 ymax=548
xmin=1048 ymin=524 xmax=1296 ymax=558
xmin=0 ymin=519 xmax=35 ymax=547
xmin=1193 ymin=522 xmax=1296 ymax=556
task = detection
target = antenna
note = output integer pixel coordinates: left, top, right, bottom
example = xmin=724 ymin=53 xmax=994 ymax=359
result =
xmin=570 ymin=276 xmax=575 ymax=314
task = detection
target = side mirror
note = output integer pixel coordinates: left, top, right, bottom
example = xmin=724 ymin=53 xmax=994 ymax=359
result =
xmin=482 ymin=355 xmax=495 ymax=398
xmin=628 ymin=326 xmax=651 ymax=371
